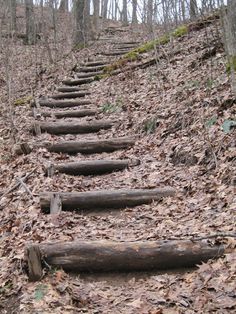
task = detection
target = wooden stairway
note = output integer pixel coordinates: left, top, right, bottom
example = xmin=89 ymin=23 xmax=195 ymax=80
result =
xmin=26 ymin=38 xmax=225 ymax=282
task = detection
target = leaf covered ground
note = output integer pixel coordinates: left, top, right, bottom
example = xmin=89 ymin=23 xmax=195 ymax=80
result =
xmin=0 ymin=14 xmax=235 ymax=314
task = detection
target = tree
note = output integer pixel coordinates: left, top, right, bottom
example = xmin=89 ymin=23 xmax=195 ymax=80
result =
xmin=132 ymin=0 xmax=138 ymax=24
xmin=25 ymin=0 xmax=36 ymax=45
xmin=147 ymin=0 xmax=153 ymax=30
xmin=10 ymin=0 xmax=17 ymax=31
xmin=122 ymin=0 xmax=128 ymax=25
xmin=73 ymin=0 xmax=90 ymax=47
xmin=102 ymin=0 xmax=108 ymax=19
xmin=190 ymin=0 xmax=198 ymax=20
xmin=59 ymin=0 xmax=69 ymax=12
xmin=223 ymin=0 xmax=236 ymax=95
xmin=93 ymin=0 xmax=100 ymax=34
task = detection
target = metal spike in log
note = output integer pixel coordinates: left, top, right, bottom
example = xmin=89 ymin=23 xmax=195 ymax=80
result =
xmin=50 ymin=91 xmax=91 ymax=99
xmin=25 ymin=239 xmax=227 ymax=281
xmin=45 ymin=137 xmax=135 ymax=154
xmin=62 ymin=78 xmax=94 ymax=86
xmin=46 ymin=159 xmax=140 ymax=176
xmin=32 ymin=120 xmax=113 ymax=135
xmin=41 ymin=109 xmax=97 ymax=119
xmin=38 ymin=99 xmax=91 ymax=108
xmin=40 ymin=187 xmax=176 ymax=213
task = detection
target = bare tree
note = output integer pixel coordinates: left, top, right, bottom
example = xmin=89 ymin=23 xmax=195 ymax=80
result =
xmin=132 ymin=0 xmax=138 ymax=23
xmin=25 ymin=0 xmax=36 ymax=44
xmin=102 ymin=0 xmax=108 ymax=19
xmin=59 ymin=0 xmax=69 ymax=12
xmin=73 ymin=0 xmax=90 ymax=47
xmin=190 ymin=0 xmax=198 ymax=20
xmin=10 ymin=0 xmax=17 ymax=31
xmin=93 ymin=0 xmax=100 ymax=34
xmin=122 ymin=0 xmax=128 ymax=25
xmin=223 ymin=0 xmax=236 ymax=95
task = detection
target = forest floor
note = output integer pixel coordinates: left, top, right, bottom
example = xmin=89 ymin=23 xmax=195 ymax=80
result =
xmin=0 ymin=14 xmax=236 ymax=314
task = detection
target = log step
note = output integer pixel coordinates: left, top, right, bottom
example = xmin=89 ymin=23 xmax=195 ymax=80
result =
xmin=41 ymin=109 xmax=97 ymax=119
xmin=102 ymin=50 xmax=130 ymax=56
xmin=62 ymin=78 xmax=93 ymax=86
xmin=32 ymin=120 xmax=113 ymax=135
xmin=39 ymin=99 xmax=91 ymax=108
xmin=79 ymin=64 xmax=109 ymax=72
xmin=40 ymin=187 xmax=176 ymax=213
xmin=46 ymin=137 xmax=135 ymax=154
xmin=80 ymin=60 xmax=108 ymax=67
xmin=57 ymin=87 xmax=89 ymax=93
xmin=25 ymin=239 xmax=226 ymax=281
xmin=47 ymin=159 xmax=139 ymax=176
xmin=50 ymin=91 xmax=91 ymax=99
xmin=77 ymin=71 xmax=103 ymax=79
xmin=114 ymin=41 xmax=140 ymax=45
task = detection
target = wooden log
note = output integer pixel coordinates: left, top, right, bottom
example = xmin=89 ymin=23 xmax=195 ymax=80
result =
xmin=50 ymin=193 xmax=62 ymax=215
xmin=25 ymin=245 xmax=43 ymax=282
xmin=77 ymin=71 xmax=103 ymax=79
xmin=39 ymin=99 xmax=91 ymax=108
xmin=40 ymin=187 xmax=176 ymax=213
xmin=46 ymin=137 xmax=135 ymax=154
xmin=102 ymin=50 xmax=130 ymax=56
xmin=41 ymin=109 xmax=97 ymax=119
xmin=50 ymin=91 xmax=91 ymax=99
xmin=48 ymin=159 xmax=138 ymax=176
xmin=57 ymin=87 xmax=89 ymax=93
xmin=114 ymin=41 xmax=140 ymax=45
xmin=25 ymin=239 xmax=226 ymax=280
xmin=80 ymin=60 xmax=108 ymax=67
xmin=79 ymin=65 xmax=109 ymax=72
xmin=62 ymin=78 xmax=93 ymax=86
xmin=33 ymin=120 xmax=113 ymax=135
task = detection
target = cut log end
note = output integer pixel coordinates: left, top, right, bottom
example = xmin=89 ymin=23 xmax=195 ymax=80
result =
xmin=25 ymin=245 xmax=43 ymax=282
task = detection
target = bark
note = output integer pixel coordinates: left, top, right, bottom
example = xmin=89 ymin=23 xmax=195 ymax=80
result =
xmin=132 ymin=0 xmax=138 ymax=23
xmin=59 ymin=0 xmax=68 ymax=11
xmin=41 ymin=109 xmax=97 ymax=119
xmin=46 ymin=137 xmax=136 ymax=154
xmin=93 ymin=0 xmax=100 ymax=34
xmin=48 ymin=159 xmax=136 ymax=176
xmin=122 ymin=0 xmax=128 ymax=25
xmin=77 ymin=71 xmax=104 ymax=78
xmin=147 ymin=0 xmax=153 ymax=31
xmin=57 ymin=87 xmax=89 ymax=93
xmin=26 ymin=239 xmax=226 ymax=281
xmin=62 ymin=77 xmax=94 ymax=86
xmin=50 ymin=91 xmax=91 ymax=99
xmin=73 ymin=0 xmax=90 ymax=46
xmin=103 ymin=50 xmax=130 ymax=56
xmin=40 ymin=187 xmax=176 ymax=212
xmin=10 ymin=0 xmax=17 ymax=31
xmin=190 ymin=0 xmax=198 ymax=20
xmin=102 ymin=0 xmax=108 ymax=19
xmin=80 ymin=61 xmax=108 ymax=67
xmin=25 ymin=0 xmax=36 ymax=45
xmin=32 ymin=120 xmax=113 ymax=135
xmin=79 ymin=65 xmax=109 ymax=72
xmin=38 ymin=99 xmax=91 ymax=108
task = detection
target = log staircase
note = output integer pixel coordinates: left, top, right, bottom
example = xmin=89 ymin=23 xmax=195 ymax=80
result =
xmin=26 ymin=32 xmax=225 ymax=281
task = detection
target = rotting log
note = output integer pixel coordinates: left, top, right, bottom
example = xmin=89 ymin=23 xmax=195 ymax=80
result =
xmin=40 ymin=187 xmax=176 ymax=212
xmin=77 ymin=71 xmax=103 ymax=79
xmin=32 ymin=120 xmax=113 ymax=135
xmin=25 ymin=239 xmax=226 ymax=281
xmin=39 ymin=99 xmax=91 ymax=108
xmin=46 ymin=137 xmax=135 ymax=154
xmin=47 ymin=159 xmax=139 ymax=176
xmin=57 ymin=87 xmax=89 ymax=93
xmin=62 ymin=78 xmax=93 ymax=86
xmin=50 ymin=91 xmax=91 ymax=99
xmin=79 ymin=65 xmax=109 ymax=72
xmin=41 ymin=109 xmax=97 ymax=119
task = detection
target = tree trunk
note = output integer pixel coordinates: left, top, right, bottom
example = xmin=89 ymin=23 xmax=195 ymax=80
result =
xmin=73 ymin=0 xmax=90 ymax=46
xmin=223 ymin=0 xmax=236 ymax=95
xmin=40 ymin=187 xmax=176 ymax=212
xmin=59 ymin=0 xmax=69 ymax=11
xmin=147 ymin=0 xmax=153 ymax=31
xmin=102 ymin=0 xmax=108 ymax=19
xmin=46 ymin=137 xmax=136 ymax=154
xmin=10 ymin=0 xmax=17 ymax=31
xmin=132 ymin=0 xmax=138 ymax=24
xmin=190 ymin=0 xmax=198 ymax=20
xmin=38 ymin=99 xmax=91 ymax=108
xmin=122 ymin=0 xmax=128 ymax=25
xmin=93 ymin=0 xmax=100 ymax=35
xmin=26 ymin=239 xmax=226 ymax=281
xmin=25 ymin=0 xmax=36 ymax=45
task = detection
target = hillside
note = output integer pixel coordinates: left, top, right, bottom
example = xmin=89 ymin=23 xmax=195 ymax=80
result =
xmin=0 ymin=12 xmax=235 ymax=314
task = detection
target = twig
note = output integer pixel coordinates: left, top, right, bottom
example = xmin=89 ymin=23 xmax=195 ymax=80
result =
xmin=0 ymin=167 xmax=36 ymax=201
